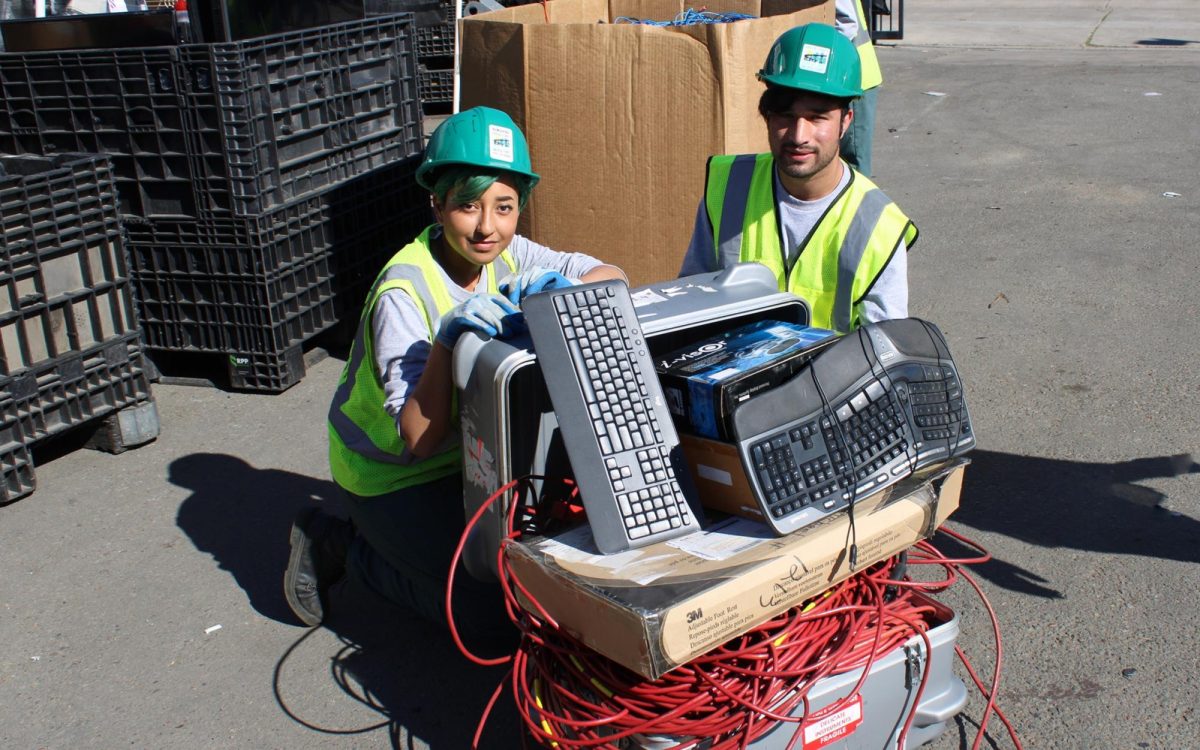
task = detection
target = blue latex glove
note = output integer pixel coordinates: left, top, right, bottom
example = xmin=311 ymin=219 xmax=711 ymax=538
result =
xmin=435 ymin=293 xmax=523 ymax=348
xmin=499 ymin=267 xmax=576 ymax=305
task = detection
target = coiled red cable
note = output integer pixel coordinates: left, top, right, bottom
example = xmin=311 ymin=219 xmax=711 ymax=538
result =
xmin=446 ymin=478 xmax=1024 ymax=750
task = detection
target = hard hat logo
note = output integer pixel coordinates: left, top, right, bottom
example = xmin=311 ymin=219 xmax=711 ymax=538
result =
xmin=488 ymin=125 xmax=515 ymax=163
xmin=799 ymin=45 xmax=831 ymax=74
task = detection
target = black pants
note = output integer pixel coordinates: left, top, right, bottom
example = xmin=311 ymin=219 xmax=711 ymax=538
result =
xmin=343 ymin=473 xmax=510 ymax=641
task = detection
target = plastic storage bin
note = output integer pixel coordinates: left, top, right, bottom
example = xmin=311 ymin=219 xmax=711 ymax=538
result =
xmin=0 ymin=47 xmax=199 ymax=219
xmin=746 ymin=594 xmax=967 ymax=749
xmin=178 ymin=14 xmax=424 ymax=218
xmin=0 ymin=153 xmax=155 ymax=503
xmin=0 ymin=15 xmax=423 ymax=222
xmin=125 ymin=154 xmax=431 ymax=391
xmin=633 ymin=594 xmax=967 ymax=750
xmin=415 ymin=22 xmax=454 ymax=58
xmin=418 ymin=64 xmax=453 ymax=108
xmin=0 ymin=154 xmax=140 ymax=376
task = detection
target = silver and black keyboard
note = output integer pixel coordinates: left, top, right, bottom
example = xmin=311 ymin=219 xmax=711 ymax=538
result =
xmin=523 ymin=279 xmax=701 ymax=554
xmin=731 ymin=318 xmax=974 ymax=536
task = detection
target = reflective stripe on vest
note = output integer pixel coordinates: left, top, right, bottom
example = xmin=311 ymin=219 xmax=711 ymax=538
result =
xmin=327 ymin=226 xmax=516 ymax=496
xmin=850 ymin=0 xmax=882 ymax=89
xmin=705 ymin=154 xmax=917 ymax=332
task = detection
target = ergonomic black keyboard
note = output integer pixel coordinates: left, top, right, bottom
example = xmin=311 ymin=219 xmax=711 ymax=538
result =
xmin=731 ymin=318 xmax=974 ymax=536
xmin=523 ymin=280 xmax=702 ymax=554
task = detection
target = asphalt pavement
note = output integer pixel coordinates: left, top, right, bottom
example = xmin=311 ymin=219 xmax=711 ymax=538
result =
xmin=2 ymin=1 xmax=1199 ymax=748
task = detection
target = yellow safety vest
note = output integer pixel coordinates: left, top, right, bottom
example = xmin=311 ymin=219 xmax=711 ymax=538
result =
xmin=327 ymin=226 xmax=517 ymax=497
xmin=849 ymin=0 xmax=883 ymax=90
xmin=704 ymin=153 xmax=917 ymax=332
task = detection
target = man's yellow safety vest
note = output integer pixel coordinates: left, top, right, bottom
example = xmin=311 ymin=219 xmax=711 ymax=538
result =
xmin=327 ymin=226 xmax=517 ymax=497
xmin=704 ymin=153 xmax=916 ymax=332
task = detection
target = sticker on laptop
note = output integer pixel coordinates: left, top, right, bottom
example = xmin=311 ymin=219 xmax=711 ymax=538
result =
xmin=488 ymin=124 xmax=515 ymax=163
xmin=799 ymin=44 xmax=831 ymax=74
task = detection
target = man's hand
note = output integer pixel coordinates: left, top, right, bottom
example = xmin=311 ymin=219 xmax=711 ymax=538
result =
xmin=435 ymin=293 xmax=523 ymax=348
xmin=499 ymin=267 xmax=576 ymax=305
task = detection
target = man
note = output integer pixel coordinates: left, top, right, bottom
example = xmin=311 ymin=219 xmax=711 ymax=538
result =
xmin=679 ymin=22 xmax=916 ymax=334
xmin=836 ymin=0 xmax=883 ymax=176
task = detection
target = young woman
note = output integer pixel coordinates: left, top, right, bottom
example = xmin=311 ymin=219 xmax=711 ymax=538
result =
xmin=284 ymin=107 xmax=624 ymax=633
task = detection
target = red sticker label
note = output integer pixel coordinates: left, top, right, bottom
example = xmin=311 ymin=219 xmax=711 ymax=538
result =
xmin=802 ymin=695 xmax=864 ymax=750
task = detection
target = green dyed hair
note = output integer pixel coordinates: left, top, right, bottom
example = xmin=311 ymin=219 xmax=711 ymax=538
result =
xmin=430 ymin=166 xmax=535 ymax=211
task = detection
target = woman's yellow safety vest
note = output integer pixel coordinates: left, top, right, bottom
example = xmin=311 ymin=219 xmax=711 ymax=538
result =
xmin=327 ymin=226 xmax=517 ymax=497
xmin=704 ymin=153 xmax=916 ymax=332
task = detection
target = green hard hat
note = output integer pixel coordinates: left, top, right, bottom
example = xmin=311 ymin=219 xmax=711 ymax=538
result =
xmin=758 ymin=23 xmax=863 ymax=100
xmin=416 ymin=106 xmax=540 ymax=191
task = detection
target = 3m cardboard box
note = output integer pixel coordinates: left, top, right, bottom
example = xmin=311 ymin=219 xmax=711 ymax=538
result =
xmin=504 ymin=460 xmax=966 ymax=680
xmin=459 ymin=0 xmax=834 ymax=286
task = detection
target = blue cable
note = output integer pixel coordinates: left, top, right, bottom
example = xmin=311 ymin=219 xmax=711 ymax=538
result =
xmin=614 ymin=8 xmax=757 ymax=26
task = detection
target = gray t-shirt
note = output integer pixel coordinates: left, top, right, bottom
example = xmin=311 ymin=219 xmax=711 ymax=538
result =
xmin=678 ymin=163 xmax=908 ymax=324
xmin=372 ymin=229 xmax=606 ymax=422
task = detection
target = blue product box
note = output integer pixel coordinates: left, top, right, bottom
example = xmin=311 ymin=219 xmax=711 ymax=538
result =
xmin=654 ymin=320 xmax=838 ymax=440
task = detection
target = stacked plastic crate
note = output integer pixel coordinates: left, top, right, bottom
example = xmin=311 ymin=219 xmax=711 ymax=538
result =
xmin=415 ymin=0 xmax=455 ymax=115
xmin=0 ymin=153 xmax=158 ymax=503
xmin=366 ymin=0 xmax=455 ymax=115
xmin=0 ymin=15 xmax=432 ymax=392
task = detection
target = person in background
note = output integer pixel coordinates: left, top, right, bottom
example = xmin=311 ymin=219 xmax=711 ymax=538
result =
xmin=836 ymin=0 xmax=883 ymax=177
xmin=679 ymin=23 xmax=916 ymax=334
xmin=284 ymin=107 xmax=625 ymax=634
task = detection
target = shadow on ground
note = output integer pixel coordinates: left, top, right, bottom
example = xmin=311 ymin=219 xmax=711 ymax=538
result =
xmin=947 ymin=450 xmax=1200 ymax=598
xmin=166 ymin=449 xmax=1199 ymax=745
xmin=170 ymin=452 xmax=521 ymax=748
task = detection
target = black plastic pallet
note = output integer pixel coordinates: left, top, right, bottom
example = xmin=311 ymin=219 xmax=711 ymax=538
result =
xmin=1 ymin=154 xmax=141 ymax=377
xmin=0 ymin=16 xmax=424 ymax=223
xmin=2 ymin=332 xmax=152 ymax=446
xmin=125 ymin=156 xmax=431 ymax=392
xmin=179 ymin=14 xmax=425 ymax=218
xmin=0 ymin=334 xmax=154 ymax=503
xmin=0 ymin=403 xmax=35 ymax=503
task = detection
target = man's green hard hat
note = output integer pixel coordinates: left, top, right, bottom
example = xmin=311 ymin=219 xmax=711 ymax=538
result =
xmin=758 ymin=23 xmax=863 ymax=100
xmin=416 ymin=106 xmax=540 ymax=191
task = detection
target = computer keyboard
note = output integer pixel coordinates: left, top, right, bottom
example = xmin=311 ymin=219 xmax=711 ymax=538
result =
xmin=523 ymin=279 xmax=702 ymax=554
xmin=731 ymin=318 xmax=974 ymax=536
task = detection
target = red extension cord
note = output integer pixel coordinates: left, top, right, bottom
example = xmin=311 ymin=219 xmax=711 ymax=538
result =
xmin=445 ymin=477 xmax=1024 ymax=750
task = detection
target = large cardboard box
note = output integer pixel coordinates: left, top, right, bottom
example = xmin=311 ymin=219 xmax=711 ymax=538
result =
xmin=459 ymin=0 xmax=834 ymax=286
xmin=504 ymin=460 xmax=966 ymax=680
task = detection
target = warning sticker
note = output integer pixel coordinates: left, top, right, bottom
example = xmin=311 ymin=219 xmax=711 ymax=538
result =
xmin=802 ymin=695 xmax=863 ymax=750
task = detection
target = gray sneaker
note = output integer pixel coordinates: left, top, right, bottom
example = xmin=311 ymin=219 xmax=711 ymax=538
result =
xmin=284 ymin=508 xmax=354 ymax=626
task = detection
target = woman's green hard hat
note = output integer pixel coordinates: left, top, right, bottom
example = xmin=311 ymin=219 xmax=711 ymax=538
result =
xmin=416 ymin=106 xmax=541 ymax=190
xmin=758 ymin=23 xmax=864 ymax=100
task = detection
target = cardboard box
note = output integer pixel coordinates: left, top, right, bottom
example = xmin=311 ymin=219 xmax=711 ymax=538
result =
xmin=656 ymin=320 xmax=837 ymax=440
xmin=504 ymin=460 xmax=966 ymax=680
xmin=680 ymin=432 xmax=764 ymax=519
xmin=459 ymin=0 xmax=835 ymax=286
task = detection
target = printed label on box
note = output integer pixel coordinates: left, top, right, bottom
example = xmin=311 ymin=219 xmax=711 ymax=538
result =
xmin=802 ymin=695 xmax=863 ymax=750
